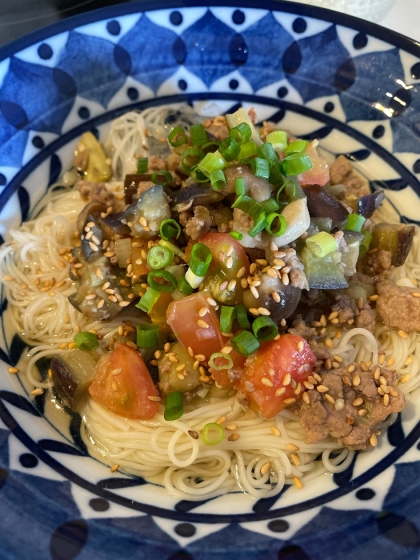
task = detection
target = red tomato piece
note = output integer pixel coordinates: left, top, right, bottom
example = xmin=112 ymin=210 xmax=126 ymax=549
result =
xmin=200 ymin=233 xmax=250 ymax=305
xmin=298 ymin=141 xmax=330 ymax=187
xmin=209 ymin=346 xmax=246 ymax=388
xmin=166 ymin=292 xmax=225 ymax=360
xmin=89 ymin=343 xmax=158 ymax=419
xmin=237 ymin=334 xmax=316 ymax=419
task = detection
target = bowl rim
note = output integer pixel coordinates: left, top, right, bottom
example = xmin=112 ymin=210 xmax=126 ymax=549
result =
xmin=1 ymin=0 xmax=420 ymax=62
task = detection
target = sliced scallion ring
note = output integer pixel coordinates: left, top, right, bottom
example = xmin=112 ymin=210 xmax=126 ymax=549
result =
xmin=235 ymin=304 xmax=251 ymax=329
xmin=190 ymin=123 xmax=207 ymax=146
xmin=151 ymin=170 xmax=172 ymax=186
xmin=252 ymin=316 xmax=278 ymax=342
xmin=210 ymin=169 xmax=226 ymax=190
xmin=137 ymin=157 xmax=148 ymax=174
xmin=136 ymin=324 xmax=159 ymax=348
xmin=231 ymin=330 xmax=260 ymax=357
xmin=230 ymin=231 xmax=243 ymax=241
xmin=266 ymin=130 xmax=287 ymax=151
xmin=160 ymin=219 xmax=181 ymax=241
xmin=265 ymin=212 xmax=287 ymax=237
xmin=168 ymin=126 xmax=187 ymax=148
xmin=181 ymin=147 xmax=203 ymax=173
xmin=202 ymin=422 xmax=225 ymax=445
xmin=345 ymin=214 xmax=366 ymax=233
xmin=306 ymin=231 xmax=339 ymax=258
xmin=164 ymin=391 xmax=184 ymax=421
xmin=219 ymin=136 xmax=240 ymax=162
xmin=136 ymin=287 xmax=161 ymax=313
xmin=74 ymin=331 xmax=99 ymax=352
xmin=220 ymin=305 xmax=236 ymax=333
xmin=177 ymin=273 xmax=194 ymax=295
xmin=147 ymin=270 xmax=177 ymax=293
xmin=147 ymin=245 xmax=173 ymax=269
xmin=208 ymin=352 xmax=234 ymax=370
xmin=229 ymin=122 xmax=252 ymax=145
xmin=189 ymin=243 xmax=212 ymax=276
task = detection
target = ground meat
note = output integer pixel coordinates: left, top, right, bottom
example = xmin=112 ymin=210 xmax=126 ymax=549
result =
xmin=294 ymin=366 xmax=405 ymax=450
xmin=204 ymin=116 xmax=229 ymax=142
xmin=248 ymin=107 xmax=257 ymax=124
xmin=185 ymin=206 xmax=212 ymax=240
xmin=148 ymin=155 xmax=167 ymax=171
xmin=364 ymin=249 xmax=392 ymax=277
xmin=351 ymin=271 xmax=377 ymax=285
xmin=333 ymin=230 xmax=349 ymax=255
xmin=331 ymin=294 xmax=376 ymax=332
xmin=288 ymin=315 xmax=317 ymax=340
xmin=376 ymin=280 xmax=420 ymax=332
xmin=165 ymin=153 xmax=181 ymax=172
xmin=309 ymin=340 xmax=331 ymax=360
xmin=137 ymin=181 xmax=154 ymax=196
xmin=329 ymin=155 xmax=368 ymax=198
xmin=77 ymin=180 xmax=115 ymax=206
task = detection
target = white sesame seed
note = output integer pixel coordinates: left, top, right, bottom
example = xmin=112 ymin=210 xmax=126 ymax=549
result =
xmin=250 ymin=285 xmax=259 ymax=298
xmin=228 ymin=279 xmax=237 ymax=291
xmin=226 ymin=256 xmax=233 ymax=269
xmin=197 ymin=319 xmax=209 ymax=329
xmin=258 ymin=307 xmax=270 ymax=316
xmin=261 ymin=377 xmax=273 ymax=387
xmin=283 ymin=373 xmax=291 ymax=386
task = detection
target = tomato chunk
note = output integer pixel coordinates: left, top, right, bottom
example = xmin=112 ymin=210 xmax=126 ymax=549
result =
xmin=237 ymin=334 xmax=316 ymax=418
xmin=89 ymin=343 xmax=158 ymax=419
xmin=298 ymin=141 xmax=329 ymax=187
xmin=209 ymin=345 xmax=246 ymax=388
xmin=200 ymin=233 xmax=250 ymax=305
xmin=166 ymin=292 xmax=225 ymax=360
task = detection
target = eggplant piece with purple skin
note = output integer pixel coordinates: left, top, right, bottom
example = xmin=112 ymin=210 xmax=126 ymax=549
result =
xmin=370 ymin=222 xmax=415 ymax=267
xmin=357 ymin=190 xmax=385 ymax=218
xmin=51 ymin=349 xmax=99 ymax=410
xmin=124 ymin=173 xmax=152 ymax=204
xmin=81 ymin=214 xmax=103 ymax=263
xmin=243 ymin=274 xmax=301 ymax=323
xmin=171 ymin=182 xmax=225 ymax=210
xmin=304 ymin=184 xmax=349 ymax=229
xmin=98 ymin=212 xmax=130 ymax=238
xmin=77 ymin=201 xmax=107 ymax=233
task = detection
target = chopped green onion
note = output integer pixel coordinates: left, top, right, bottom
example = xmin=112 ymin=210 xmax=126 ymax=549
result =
xmin=168 ymin=126 xmax=187 ymax=148
xmin=235 ymin=177 xmax=245 ymax=196
xmin=229 ymin=122 xmax=252 ymax=145
xmin=276 ymin=181 xmax=293 ymax=203
xmin=345 ymin=213 xmax=366 ymax=233
xmin=359 ymin=230 xmax=373 ymax=256
xmin=197 ymin=151 xmax=226 ymax=178
xmin=268 ymin=162 xmax=283 ymax=186
xmin=137 ymin=157 xmax=148 ymax=174
xmin=74 ymin=331 xmax=99 ymax=352
xmin=285 ymin=181 xmax=297 ymax=201
xmin=231 ymin=330 xmax=260 ymax=357
xmin=160 ymin=219 xmax=181 ymax=241
xmin=230 ymin=231 xmax=243 ymax=241
xmin=285 ymin=139 xmax=308 ymax=155
xmin=210 ymin=169 xmax=226 ymax=190
xmin=185 ymin=268 xmax=204 ymax=289
xmin=177 ymin=273 xmax=194 ymax=295
xmin=147 ymin=245 xmax=173 ymax=269
xmin=164 ymin=391 xmax=184 ymax=421
xmin=190 ymin=243 xmax=212 ymax=276
xmin=261 ymin=199 xmax=280 ymax=214
xmin=235 ymin=304 xmax=251 ymax=329
xmin=158 ymin=239 xmax=185 ymax=260
xmin=265 ymin=212 xmax=287 ymax=237
xmin=181 ymin=147 xmax=203 ymax=173
xmin=147 ymin=270 xmax=177 ymax=293
xmin=266 ymin=130 xmax=288 ymax=151
xmin=251 ymin=157 xmax=270 ymax=179
xmin=151 ymin=170 xmax=172 ymax=186
xmin=257 ymin=142 xmax=278 ymax=165
xmin=209 ymin=352 xmax=234 ymax=370
xmin=190 ymin=168 xmax=209 ymax=183
xmin=220 ymin=305 xmax=236 ymax=333
xmin=238 ymin=140 xmax=257 ymax=160
xmin=136 ymin=287 xmax=161 ymax=313
xmin=306 ymin=231 xmax=339 ymax=258
xmin=232 ymin=195 xmax=264 ymax=222
xmin=190 ymin=123 xmax=207 ymax=146
xmin=202 ymin=422 xmax=225 ymax=445
xmin=248 ymin=214 xmax=268 ymax=238
xmin=219 ymin=136 xmax=241 ymax=162
xmin=281 ymin=153 xmax=313 ymax=176
xmin=252 ymin=316 xmax=278 ymax=342
xmin=136 ymin=324 xmax=159 ymax=348
xmin=201 ymin=140 xmax=220 ymax=154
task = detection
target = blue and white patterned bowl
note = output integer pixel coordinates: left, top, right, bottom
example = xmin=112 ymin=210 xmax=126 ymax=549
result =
xmin=1 ymin=2 xmax=420 ymax=558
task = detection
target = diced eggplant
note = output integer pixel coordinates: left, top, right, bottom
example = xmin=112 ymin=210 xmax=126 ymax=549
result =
xmin=158 ymin=343 xmax=201 ymax=394
xmin=301 ymin=247 xmax=348 ymax=289
xmin=310 ymin=217 xmax=332 ymax=233
xmin=75 ymin=132 xmax=112 ymax=183
xmin=51 ymin=349 xmax=99 ymax=410
xmin=77 ymin=202 xmax=107 ymax=233
xmin=370 ymin=222 xmax=415 ymax=267
xmin=124 ymin=173 xmax=152 ymax=204
xmin=304 ymin=184 xmax=349 ymax=228
xmin=98 ymin=212 xmax=130 ymax=238
xmin=324 ymin=183 xmax=346 ymax=199
xmin=357 ymin=190 xmax=385 ymax=218
xmin=223 ymin=165 xmax=272 ymax=201
xmin=68 ymin=284 xmax=121 ymax=320
xmin=81 ymin=214 xmax=103 ymax=263
xmin=341 ymin=231 xmax=364 ymax=277
xmin=243 ymin=274 xmax=301 ymax=323
xmin=171 ymin=183 xmax=225 ymax=210
xmin=122 ymin=185 xmax=171 ymax=238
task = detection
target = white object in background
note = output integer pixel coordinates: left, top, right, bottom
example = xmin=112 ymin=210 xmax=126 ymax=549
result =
xmin=289 ymin=0 xmax=395 ymax=22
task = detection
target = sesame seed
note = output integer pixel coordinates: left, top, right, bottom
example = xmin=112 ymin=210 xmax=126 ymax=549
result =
xmin=360 ymin=361 xmax=369 ymax=372
xmin=89 ymin=241 xmax=99 ymax=252
xmin=237 ymin=266 xmax=246 ymax=279
xmin=275 ymin=387 xmax=286 ymax=397
xmin=148 ymin=395 xmax=161 ymax=402
xmin=284 ymin=397 xmax=296 ymax=404
xmin=280 ymin=318 xmax=286 ymax=327
xmin=261 ymin=462 xmax=270 ymax=475
xmin=270 ymin=240 xmax=278 ymax=252
xmin=31 ymin=388 xmax=44 ymax=396
xmin=219 ymin=280 xmax=228 ymax=291
xmin=249 ymin=308 xmax=259 ymax=316
xmin=206 ymin=297 xmax=217 ymax=308
xmin=8 ymin=367 xmax=20 ymax=374
xmin=176 ymin=373 xmax=185 ymax=380
xmin=198 ymin=306 xmax=208 ymax=318
xmin=168 ymin=355 xmax=179 ymax=363
xmin=401 ymin=373 xmax=411 ymax=384
xmin=389 ymin=387 xmax=399 ymax=397
xmin=194 ymin=354 xmax=206 ymax=362
xmin=352 ymin=397 xmax=363 ymax=406
xmin=358 ymin=408 xmax=368 ymax=416
xmin=325 ymin=338 xmax=334 ymax=349
xmin=193 ymin=360 xmax=199 ymax=370
xmin=197 ymin=319 xmax=209 ymax=329
xmin=250 ymin=285 xmax=259 ymax=299
xmin=347 ymin=364 xmax=356 ymax=374
xmin=58 ymin=342 xmax=68 ymax=349
xmin=370 ymin=433 xmax=378 ymax=447
xmin=303 ymin=381 xmax=313 ymax=390
xmin=199 ymin=366 xmax=206 ymax=376
xmin=258 ymin=307 xmax=270 ymax=316
xmin=352 ymin=374 xmax=361 ymax=387
xmin=297 ymin=340 xmax=304 ymax=352
xmin=317 ymin=385 xmax=329 ymax=393
xmin=379 ymin=376 xmax=388 ymax=386
xmin=387 ymin=357 xmax=395 ymax=367
xmin=324 ymin=393 xmax=335 ymax=405
xmin=139 ymin=216 xmax=147 ymax=227
xmin=188 ymin=430 xmax=199 ymax=439
xmin=216 ymin=416 xmax=226 ymax=425
xmin=111 ymin=464 xmax=120 ymax=473
xmin=218 ymin=251 xmax=225 ymax=263
xmin=108 ymin=295 xmax=117 ymax=303
xmin=314 ymin=373 xmax=322 ymax=382
xmin=225 ymin=424 xmax=237 ymax=431
xmin=271 ymin=426 xmax=281 ymax=437
xmin=384 ymin=393 xmax=390 ymax=406
xmin=228 ymin=433 xmax=240 ymax=442
xmin=226 ymin=256 xmax=233 ymax=269
xmin=335 ymin=398 xmax=345 ymax=411
xmin=267 ymin=268 xmax=277 ymax=279
xmin=228 ymin=279 xmax=237 ymax=291
xmin=397 ymin=329 xmax=409 ymax=339
xmin=250 ymin=263 xmax=257 ymax=274
xmin=112 ymin=368 xmax=123 ymax=376
xmin=405 ymin=356 xmax=414 ymax=365
xmin=412 ymin=292 xmax=420 ymax=298
xmin=369 ymin=294 xmax=379 ymax=301
xmin=333 ymin=355 xmax=343 ymax=363
xmin=261 ymin=377 xmax=273 ymax=387
xmin=119 ymin=301 xmax=130 ymax=307
xmin=293 ymin=476 xmax=303 ymax=489
xmin=176 ymin=364 xmax=186 ymax=372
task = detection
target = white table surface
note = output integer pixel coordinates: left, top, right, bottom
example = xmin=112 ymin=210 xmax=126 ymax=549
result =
xmin=379 ymin=0 xmax=420 ymax=42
